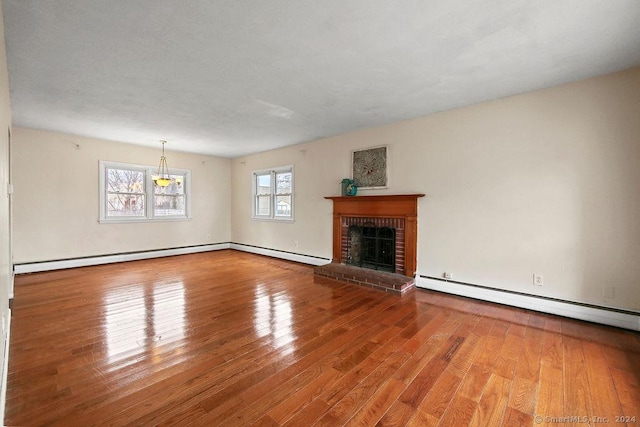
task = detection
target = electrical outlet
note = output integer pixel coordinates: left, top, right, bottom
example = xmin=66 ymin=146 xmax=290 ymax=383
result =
xmin=293 ymin=240 xmax=299 ymax=249
xmin=206 ymin=233 xmax=211 ymax=240
xmin=443 ymin=272 xmax=452 ymax=280
xmin=533 ymin=274 xmax=543 ymax=286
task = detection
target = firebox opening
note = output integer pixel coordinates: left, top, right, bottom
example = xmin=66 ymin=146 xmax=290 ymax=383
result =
xmin=347 ymin=223 xmax=396 ymax=273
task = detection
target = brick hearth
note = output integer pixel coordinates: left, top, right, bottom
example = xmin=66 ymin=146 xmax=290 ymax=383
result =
xmin=314 ymin=263 xmax=415 ymax=296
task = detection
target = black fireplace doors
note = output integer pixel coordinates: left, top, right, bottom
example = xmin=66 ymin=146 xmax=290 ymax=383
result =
xmin=347 ymin=222 xmax=396 ymax=272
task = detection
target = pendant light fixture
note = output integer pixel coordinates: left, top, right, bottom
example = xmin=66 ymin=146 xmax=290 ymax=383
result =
xmin=153 ymin=140 xmax=173 ymax=187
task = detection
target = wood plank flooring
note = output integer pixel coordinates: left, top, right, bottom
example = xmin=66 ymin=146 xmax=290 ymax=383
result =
xmin=5 ymin=250 xmax=640 ymax=426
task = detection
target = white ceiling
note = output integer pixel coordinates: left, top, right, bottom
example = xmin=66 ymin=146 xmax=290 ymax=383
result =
xmin=3 ymin=1 xmax=640 ymax=158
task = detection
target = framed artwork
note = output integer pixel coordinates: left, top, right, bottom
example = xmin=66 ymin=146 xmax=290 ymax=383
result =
xmin=352 ymin=145 xmax=388 ymax=189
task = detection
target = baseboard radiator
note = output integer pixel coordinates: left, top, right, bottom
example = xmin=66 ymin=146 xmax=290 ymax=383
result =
xmin=13 ymin=243 xmax=232 ymax=274
xmin=418 ymin=275 xmax=639 ymax=332
xmin=12 ymin=243 xmax=331 ymax=275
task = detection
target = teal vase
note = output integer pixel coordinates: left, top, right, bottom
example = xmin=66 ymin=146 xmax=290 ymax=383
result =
xmin=341 ymin=179 xmax=357 ymax=196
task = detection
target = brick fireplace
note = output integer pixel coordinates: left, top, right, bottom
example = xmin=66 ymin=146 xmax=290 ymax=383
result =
xmin=324 ymin=194 xmax=424 ymax=277
xmin=342 ymin=217 xmax=404 ymax=274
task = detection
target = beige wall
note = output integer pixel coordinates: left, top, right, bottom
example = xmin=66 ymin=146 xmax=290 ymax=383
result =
xmin=12 ymin=128 xmax=231 ymax=263
xmin=0 ymin=0 xmax=12 ymax=413
xmin=231 ymin=67 xmax=640 ymax=311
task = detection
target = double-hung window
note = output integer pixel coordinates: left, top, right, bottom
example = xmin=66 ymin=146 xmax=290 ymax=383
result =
xmin=99 ymin=161 xmax=191 ymax=222
xmin=153 ymin=175 xmax=186 ymax=217
xmin=253 ymin=166 xmax=294 ymax=221
xmin=104 ymin=166 xmax=146 ymax=218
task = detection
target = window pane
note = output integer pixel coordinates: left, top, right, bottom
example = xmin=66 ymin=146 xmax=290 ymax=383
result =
xmin=154 ymin=175 xmax=185 ymax=195
xmin=154 ymin=195 xmax=185 ymax=216
xmin=256 ymin=195 xmax=270 ymax=216
xmin=275 ymin=195 xmax=291 ymax=217
xmin=107 ymin=194 xmax=145 ymax=217
xmin=276 ymin=172 xmax=291 ymax=194
xmin=256 ymin=174 xmax=271 ymax=195
xmin=107 ymin=168 xmax=144 ymax=193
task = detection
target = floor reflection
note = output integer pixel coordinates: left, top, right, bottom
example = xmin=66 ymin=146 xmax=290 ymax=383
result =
xmin=104 ymin=281 xmax=186 ymax=366
xmin=254 ymin=284 xmax=296 ymax=352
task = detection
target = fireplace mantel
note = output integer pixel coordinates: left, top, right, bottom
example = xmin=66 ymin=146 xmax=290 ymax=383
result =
xmin=325 ymin=194 xmax=424 ymax=277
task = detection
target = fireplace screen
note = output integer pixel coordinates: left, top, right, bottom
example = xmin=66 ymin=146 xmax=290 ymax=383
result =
xmin=347 ymin=223 xmax=396 ymax=272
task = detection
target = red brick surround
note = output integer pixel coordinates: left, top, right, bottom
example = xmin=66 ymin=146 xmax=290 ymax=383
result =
xmin=341 ymin=217 xmax=405 ymax=275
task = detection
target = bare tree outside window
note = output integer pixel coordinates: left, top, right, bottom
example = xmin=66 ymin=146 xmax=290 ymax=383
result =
xmin=100 ymin=161 xmax=191 ymax=222
xmin=275 ymin=171 xmax=291 ymax=217
xmin=106 ymin=168 xmax=145 ymax=217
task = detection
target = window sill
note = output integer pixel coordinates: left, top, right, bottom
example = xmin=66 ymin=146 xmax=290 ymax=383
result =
xmin=99 ymin=217 xmax=192 ymax=224
xmin=251 ymin=217 xmax=295 ymax=223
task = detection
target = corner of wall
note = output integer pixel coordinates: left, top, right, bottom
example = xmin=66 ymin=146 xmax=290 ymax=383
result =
xmin=0 ymin=0 xmax=14 ymax=422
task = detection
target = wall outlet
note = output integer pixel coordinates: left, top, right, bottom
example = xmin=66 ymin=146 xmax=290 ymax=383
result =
xmin=443 ymin=272 xmax=452 ymax=280
xmin=293 ymin=240 xmax=299 ymax=249
xmin=206 ymin=233 xmax=211 ymax=240
xmin=533 ymin=274 xmax=543 ymax=286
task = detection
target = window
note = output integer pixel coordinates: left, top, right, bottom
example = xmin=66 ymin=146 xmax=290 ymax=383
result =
xmin=99 ymin=161 xmax=191 ymax=222
xmin=154 ymin=174 xmax=186 ymax=217
xmin=105 ymin=166 xmax=146 ymax=217
xmin=253 ymin=166 xmax=294 ymax=220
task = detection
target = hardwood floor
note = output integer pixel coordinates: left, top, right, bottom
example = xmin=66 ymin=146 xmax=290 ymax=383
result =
xmin=5 ymin=250 xmax=640 ymax=426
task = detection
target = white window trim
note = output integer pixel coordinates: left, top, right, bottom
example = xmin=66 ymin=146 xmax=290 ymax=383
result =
xmin=252 ymin=165 xmax=294 ymax=222
xmin=99 ymin=160 xmax=192 ymax=223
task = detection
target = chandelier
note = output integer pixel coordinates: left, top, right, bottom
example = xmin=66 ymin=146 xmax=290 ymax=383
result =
xmin=152 ymin=140 xmax=180 ymax=187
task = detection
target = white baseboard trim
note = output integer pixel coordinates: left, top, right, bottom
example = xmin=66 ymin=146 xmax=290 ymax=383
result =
xmin=13 ymin=243 xmax=231 ymax=274
xmin=417 ymin=276 xmax=640 ymax=332
xmin=230 ymin=243 xmax=331 ymax=266
xmin=0 ymin=308 xmax=11 ymax=427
